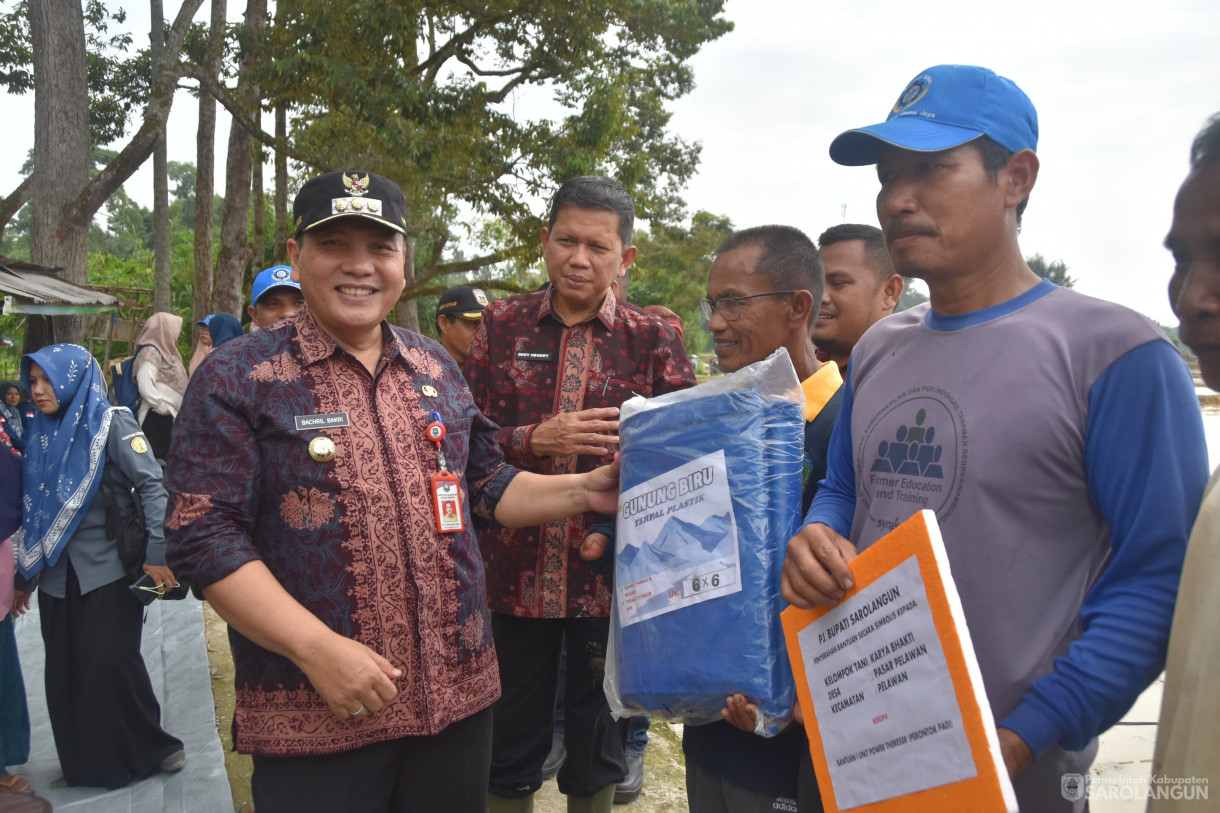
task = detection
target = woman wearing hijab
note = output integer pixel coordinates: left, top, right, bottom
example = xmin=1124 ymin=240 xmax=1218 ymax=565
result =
xmin=15 ymin=344 xmax=185 ymax=789
xmin=0 ymin=383 xmax=26 ymax=454
xmin=187 ymin=313 xmax=244 ymax=378
xmin=0 ymin=430 xmax=31 ymax=795
xmin=186 ymin=316 xmax=214 ymax=379
xmin=204 ymin=312 xmax=245 ymax=349
xmin=132 ymin=313 xmax=189 ymax=461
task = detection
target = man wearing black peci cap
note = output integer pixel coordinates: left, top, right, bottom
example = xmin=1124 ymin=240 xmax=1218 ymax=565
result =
xmin=781 ymin=66 xmax=1208 ymax=811
xmin=435 ymin=285 xmax=489 ymax=368
xmin=165 ymin=170 xmax=624 ymax=813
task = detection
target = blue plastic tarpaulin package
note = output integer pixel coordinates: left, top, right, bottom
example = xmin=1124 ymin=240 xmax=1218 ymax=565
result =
xmin=605 ymin=349 xmax=805 ymax=736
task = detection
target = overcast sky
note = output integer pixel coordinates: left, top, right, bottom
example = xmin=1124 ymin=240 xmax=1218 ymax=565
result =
xmin=3 ymin=0 xmax=1217 ymax=323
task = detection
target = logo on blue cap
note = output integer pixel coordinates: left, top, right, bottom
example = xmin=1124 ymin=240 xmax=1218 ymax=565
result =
xmin=251 ymin=264 xmax=302 ymax=306
xmin=893 ymin=75 xmax=932 ymax=114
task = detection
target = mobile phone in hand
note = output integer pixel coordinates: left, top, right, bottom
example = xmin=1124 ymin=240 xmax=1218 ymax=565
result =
xmin=129 ymin=573 xmax=190 ymax=605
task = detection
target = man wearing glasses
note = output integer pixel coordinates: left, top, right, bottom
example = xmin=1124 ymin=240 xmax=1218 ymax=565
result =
xmin=684 ymin=225 xmax=843 ymax=813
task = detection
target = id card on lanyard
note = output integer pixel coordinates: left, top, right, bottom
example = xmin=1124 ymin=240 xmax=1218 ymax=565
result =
xmin=426 ymin=412 xmax=465 ymax=533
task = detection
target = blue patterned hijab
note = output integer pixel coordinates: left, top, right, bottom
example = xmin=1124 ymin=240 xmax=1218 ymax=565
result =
xmin=17 ymin=344 xmax=122 ymax=577
xmin=206 ymin=312 xmax=245 ymax=348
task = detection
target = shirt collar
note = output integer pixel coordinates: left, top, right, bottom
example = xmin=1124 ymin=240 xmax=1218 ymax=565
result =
xmin=535 ymin=285 xmax=619 ymax=331
xmin=801 ymin=359 xmax=844 ymax=421
xmin=294 ymin=308 xmax=402 ymax=369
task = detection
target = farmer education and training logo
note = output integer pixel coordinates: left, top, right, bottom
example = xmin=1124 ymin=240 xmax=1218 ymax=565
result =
xmin=858 ymin=388 xmax=966 ymax=535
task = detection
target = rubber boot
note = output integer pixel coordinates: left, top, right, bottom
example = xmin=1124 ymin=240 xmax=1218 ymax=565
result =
xmin=566 ymin=784 xmax=615 ymax=813
xmin=487 ymin=792 xmax=534 ymax=813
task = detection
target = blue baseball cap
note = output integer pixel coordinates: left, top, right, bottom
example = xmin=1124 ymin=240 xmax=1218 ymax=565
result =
xmin=829 ymin=65 xmax=1038 ymax=166
xmin=250 ymin=265 xmax=302 ymax=307
xmin=195 ymin=313 xmax=216 ymax=328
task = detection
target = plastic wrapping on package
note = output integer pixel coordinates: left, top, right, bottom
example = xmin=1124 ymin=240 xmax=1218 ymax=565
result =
xmin=605 ymin=348 xmax=805 ymax=736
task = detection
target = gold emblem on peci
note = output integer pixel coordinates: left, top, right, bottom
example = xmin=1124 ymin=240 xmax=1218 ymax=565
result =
xmin=334 ymin=200 xmax=348 ymax=212
xmin=351 ymin=200 xmax=364 ymax=211
xmin=342 ymin=172 xmax=370 ymax=197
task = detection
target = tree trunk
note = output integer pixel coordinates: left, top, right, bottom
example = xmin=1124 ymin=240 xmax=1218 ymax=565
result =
xmin=213 ymin=122 xmax=253 ymax=315
xmin=152 ymin=137 xmax=171 ymax=312
xmin=273 ymin=104 xmax=288 ymax=264
xmin=193 ymin=0 xmax=224 ymax=323
xmin=393 ymin=238 xmax=419 ymax=332
xmin=21 ymin=316 xmax=55 ymax=356
xmin=212 ymin=0 xmax=266 ymax=315
xmin=150 ymin=0 xmax=171 ymax=313
xmin=251 ymin=140 xmax=265 ymax=269
xmin=29 ymin=0 xmax=90 ymax=347
xmin=192 ymin=86 xmax=216 ymax=322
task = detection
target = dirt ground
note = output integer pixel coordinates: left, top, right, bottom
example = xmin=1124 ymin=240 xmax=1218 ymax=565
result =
xmin=203 ymin=603 xmax=689 ymax=813
xmin=203 ymin=602 xmax=254 ymax=813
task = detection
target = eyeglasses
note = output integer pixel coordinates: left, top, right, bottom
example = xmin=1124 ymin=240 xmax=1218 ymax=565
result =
xmin=698 ymin=291 xmax=798 ymax=323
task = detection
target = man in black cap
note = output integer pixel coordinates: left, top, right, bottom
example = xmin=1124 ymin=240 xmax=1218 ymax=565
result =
xmin=165 ymin=169 xmax=622 ymax=813
xmin=435 ymin=285 xmax=489 ymax=369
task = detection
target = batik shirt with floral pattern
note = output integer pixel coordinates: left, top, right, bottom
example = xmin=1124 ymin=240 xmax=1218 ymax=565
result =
xmin=465 ymin=287 xmax=694 ymax=619
xmin=165 ymin=310 xmax=517 ymax=757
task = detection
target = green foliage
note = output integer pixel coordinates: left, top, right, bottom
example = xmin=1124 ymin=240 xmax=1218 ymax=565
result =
xmin=1027 ymin=254 xmax=1076 ymax=288
xmin=894 ymin=279 xmax=928 ymax=313
xmin=1155 ymin=320 xmax=1183 ymax=352
xmin=0 ymin=0 xmax=149 ymax=146
xmin=1 ymin=199 xmax=30 ymax=260
xmin=0 ymin=1 xmax=31 ymax=95
xmin=256 ymin=0 xmax=732 ymax=278
xmin=0 ymin=314 xmax=24 ymax=379
xmin=87 ymin=250 xmax=153 ymax=289
xmin=628 ymin=210 xmax=734 ymax=355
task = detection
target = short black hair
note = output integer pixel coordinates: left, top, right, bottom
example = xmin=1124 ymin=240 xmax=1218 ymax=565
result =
xmin=974 ymin=135 xmax=1029 ymax=227
xmin=716 ymin=225 xmax=824 ymax=322
xmin=548 ymin=176 xmax=635 ymax=247
xmin=818 ymin=223 xmax=895 ymax=282
xmin=1191 ymin=113 xmax=1220 ymax=171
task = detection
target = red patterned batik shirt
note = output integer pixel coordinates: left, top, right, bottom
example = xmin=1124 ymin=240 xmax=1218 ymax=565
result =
xmin=164 ymin=310 xmax=518 ymax=756
xmin=465 ymin=287 xmax=694 ymax=619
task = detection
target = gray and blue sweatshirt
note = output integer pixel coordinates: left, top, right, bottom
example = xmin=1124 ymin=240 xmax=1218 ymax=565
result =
xmin=805 ymin=280 xmax=1207 ymax=812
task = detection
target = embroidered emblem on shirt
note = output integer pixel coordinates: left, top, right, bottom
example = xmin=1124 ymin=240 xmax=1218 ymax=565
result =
xmin=249 ymin=352 xmax=303 ymax=383
xmin=280 ymin=487 xmax=336 ymax=531
xmin=401 ymin=348 xmax=444 ymax=379
xmin=165 ymin=493 xmax=214 ymax=529
xmin=459 ymin=611 xmax=486 ymax=652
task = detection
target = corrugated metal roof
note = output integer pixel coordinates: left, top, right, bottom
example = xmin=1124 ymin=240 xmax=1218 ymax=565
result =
xmin=0 ymin=259 xmax=124 ymax=314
